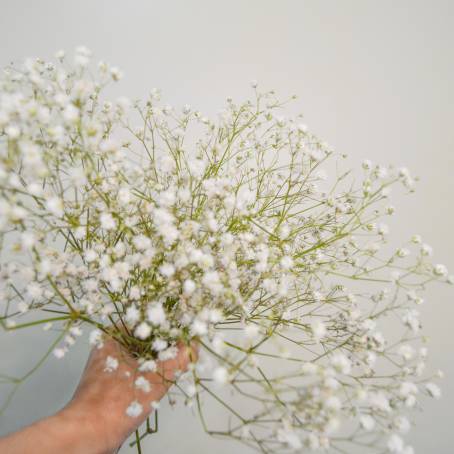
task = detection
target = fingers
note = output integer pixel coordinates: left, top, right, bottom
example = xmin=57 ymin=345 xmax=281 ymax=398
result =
xmin=150 ymin=341 xmax=199 ymax=384
xmin=88 ymin=336 xmax=199 ymax=395
xmin=174 ymin=341 xmax=199 ymax=373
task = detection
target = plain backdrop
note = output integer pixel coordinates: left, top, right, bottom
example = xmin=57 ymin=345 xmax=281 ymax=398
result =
xmin=0 ymin=1 xmax=453 ymax=453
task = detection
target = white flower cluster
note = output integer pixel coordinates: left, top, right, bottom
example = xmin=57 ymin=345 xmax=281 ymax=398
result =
xmin=0 ymin=49 xmax=450 ymax=453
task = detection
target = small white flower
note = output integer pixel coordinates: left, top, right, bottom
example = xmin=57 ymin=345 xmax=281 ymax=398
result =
xmin=27 ymin=283 xmax=43 ymax=299
xmin=21 ymin=232 xmax=36 ymax=249
xmin=99 ymin=139 xmax=119 ymax=153
xmin=277 ymin=428 xmax=302 ymax=450
xmin=65 ymin=335 xmax=75 ymax=345
xmin=301 ymin=362 xmax=318 ymax=375
xmin=134 ymin=322 xmax=151 ymax=340
xmin=129 ymin=286 xmax=141 ymax=300
xmin=425 ymin=382 xmax=441 ymax=399
xmin=396 ymin=248 xmax=410 ymax=258
xmin=369 ymin=392 xmax=391 ymax=412
xmin=17 ymin=302 xmax=29 ymax=313
xmin=139 ymin=360 xmax=157 ymax=372
xmin=331 ymin=353 xmax=351 ymax=375
xmin=398 ymin=344 xmax=415 ymax=361
xmin=45 ymin=197 xmax=63 ymax=217
xmin=159 ymin=263 xmax=175 ymax=278
xmin=158 ymin=346 xmax=178 ymax=361
xmin=135 ymin=376 xmax=151 ymax=393
xmin=100 ymin=213 xmax=116 ymax=230
xmin=244 ymin=324 xmax=260 ymax=340
xmin=182 ymin=104 xmax=191 ymax=114
xmin=104 ymin=356 xmax=119 ymax=372
xmin=70 ymin=326 xmax=83 ymax=337
xmin=150 ymin=401 xmax=160 ymax=410
xmin=411 ymin=234 xmax=422 ymax=244
xmin=110 ymin=66 xmax=123 ymax=81
xmin=147 ymin=303 xmax=166 ymax=326
xmin=9 ymin=205 xmax=27 ymax=221
xmin=191 ymin=319 xmax=208 ymax=336
xmin=276 ymin=116 xmax=286 ymax=127
xmin=84 ymin=249 xmax=98 ymax=263
xmin=212 ymin=366 xmax=229 ymax=385
xmin=55 ymin=49 xmax=65 ymax=60
xmin=202 ymin=271 xmax=222 ymax=294
xmin=183 ymin=279 xmax=196 ymax=296
xmin=402 ymin=310 xmax=420 ymax=333
xmin=280 ymin=255 xmax=294 ymax=270
xmin=324 ymin=395 xmax=341 ymax=411
xmin=125 ymin=305 xmax=140 ymax=325
xmin=126 ymin=400 xmax=143 ymax=418
xmin=386 ymin=205 xmax=396 ymax=215
xmin=118 ymin=187 xmax=132 ymax=205
xmin=397 ymin=383 xmax=417 ymax=408
xmin=393 ymin=416 xmax=411 ymax=434
xmin=53 ymin=348 xmax=66 ymax=359
xmin=5 ymin=125 xmax=20 ymax=139
xmin=378 ymin=223 xmax=389 ymax=235
xmin=434 ymin=264 xmax=448 ymax=277
xmin=152 ymin=338 xmax=168 ymax=351
xmin=360 ymin=415 xmax=375 ymax=431
xmin=310 ymin=320 xmax=327 ymax=340
xmin=132 ymin=234 xmax=152 ymax=251
xmin=89 ymin=329 xmax=103 ymax=347
xmin=387 ymin=434 xmax=404 ymax=453
xmin=63 ymin=104 xmax=79 ymax=123
xmin=361 ymin=318 xmax=376 ymax=332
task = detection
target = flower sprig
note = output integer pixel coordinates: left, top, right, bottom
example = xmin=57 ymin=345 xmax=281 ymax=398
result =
xmin=0 ymin=48 xmax=450 ymax=454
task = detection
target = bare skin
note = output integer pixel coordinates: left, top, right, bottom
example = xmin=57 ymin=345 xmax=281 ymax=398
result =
xmin=0 ymin=337 xmax=198 ymax=454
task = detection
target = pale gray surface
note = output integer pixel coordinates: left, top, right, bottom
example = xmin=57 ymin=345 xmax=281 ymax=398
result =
xmin=0 ymin=1 xmax=453 ymax=453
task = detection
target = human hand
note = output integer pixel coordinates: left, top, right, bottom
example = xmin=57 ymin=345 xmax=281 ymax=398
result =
xmin=63 ymin=336 xmax=198 ymax=452
xmin=0 ymin=336 xmax=198 ymax=454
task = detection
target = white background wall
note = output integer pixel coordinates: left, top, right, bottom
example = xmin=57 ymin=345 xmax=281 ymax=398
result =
xmin=0 ymin=1 xmax=453 ymax=452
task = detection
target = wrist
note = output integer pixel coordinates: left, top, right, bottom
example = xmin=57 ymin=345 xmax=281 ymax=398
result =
xmin=53 ymin=404 xmax=116 ymax=454
xmin=0 ymin=406 xmax=115 ymax=454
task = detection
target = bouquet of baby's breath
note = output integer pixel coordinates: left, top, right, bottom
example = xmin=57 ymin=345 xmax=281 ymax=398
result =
xmin=0 ymin=48 xmax=450 ymax=453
